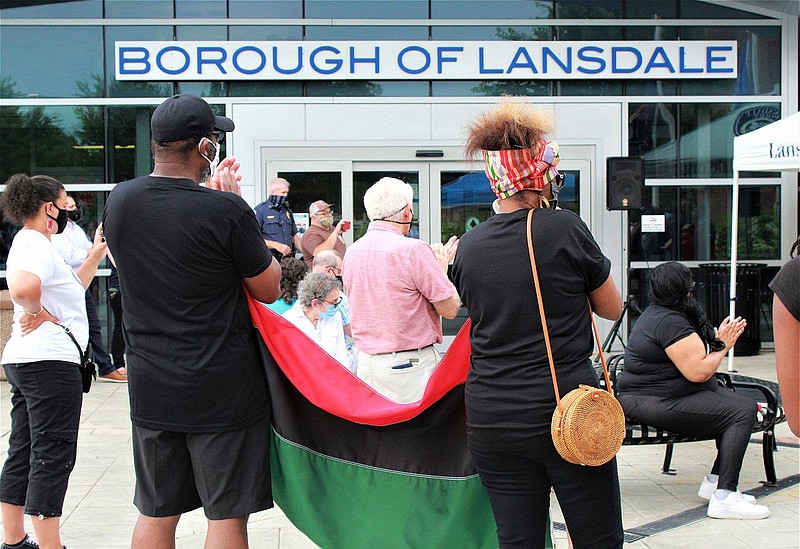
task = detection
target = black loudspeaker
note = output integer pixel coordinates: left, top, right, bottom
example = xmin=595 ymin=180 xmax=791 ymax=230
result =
xmin=606 ymin=157 xmax=644 ymax=210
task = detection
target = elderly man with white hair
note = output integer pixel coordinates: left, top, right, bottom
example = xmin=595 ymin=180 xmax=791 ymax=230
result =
xmin=343 ymin=177 xmax=460 ymax=403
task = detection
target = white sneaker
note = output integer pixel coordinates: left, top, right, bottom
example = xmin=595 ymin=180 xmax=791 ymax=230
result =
xmin=697 ymin=477 xmax=756 ymax=502
xmin=707 ymin=491 xmax=769 ymax=519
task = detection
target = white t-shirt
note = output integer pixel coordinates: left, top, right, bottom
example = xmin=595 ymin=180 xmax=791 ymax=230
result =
xmin=2 ymin=229 xmax=88 ymax=364
xmin=283 ymin=302 xmax=354 ymax=372
xmin=51 ymin=220 xmax=92 ymax=270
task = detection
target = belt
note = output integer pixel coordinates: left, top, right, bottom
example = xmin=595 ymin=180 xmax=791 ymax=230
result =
xmin=374 ymin=344 xmax=435 ymax=356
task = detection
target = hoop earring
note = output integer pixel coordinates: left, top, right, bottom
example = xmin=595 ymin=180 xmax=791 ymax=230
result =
xmin=540 ymin=196 xmax=551 ymax=209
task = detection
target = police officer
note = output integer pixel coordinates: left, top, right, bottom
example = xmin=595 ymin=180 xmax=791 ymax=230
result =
xmin=254 ymin=177 xmax=302 ymax=260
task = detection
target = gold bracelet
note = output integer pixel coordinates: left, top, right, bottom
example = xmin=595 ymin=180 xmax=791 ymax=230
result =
xmin=24 ymin=305 xmax=44 ymax=317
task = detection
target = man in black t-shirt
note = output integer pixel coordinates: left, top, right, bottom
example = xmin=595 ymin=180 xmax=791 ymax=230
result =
xmin=103 ymin=94 xmax=281 ymax=549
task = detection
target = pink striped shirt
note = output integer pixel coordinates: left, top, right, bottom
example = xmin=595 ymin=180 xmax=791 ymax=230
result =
xmin=342 ymin=222 xmax=457 ymax=355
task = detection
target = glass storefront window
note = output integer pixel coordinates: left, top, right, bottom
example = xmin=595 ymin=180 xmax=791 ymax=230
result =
xmin=680 ymin=1 xmax=770 ymax=19
xmin=0 ymin=26 xmax=103 ymax=99
xmin=175 ymin=26 xmax=229 ymax=97
xmin=432 ymin=1 xmax=552 ymax=19
xmin=440 ymin=171 xmax=493 ymax=242
xmin=629 ymin=185 xmax=781 ymax=263
xmin=229 ymin=1 xmax=301 ymax=18
xmin=108 ymin=105 xmax=156 ymax=183
xmin=625 ymin=1 xmax=677 ymax=19
xmin=680 ymin=26 xmax=781 ymax=96
xmin=0 ymin=106 xmax=105 ymax=186
xmin=556 ymin=0 xmax=623 ymax=19
xmin=629 ymin=102 xmax=782 ymax=179
xmin=105 ymin=26 xmax=174 ymax=98
xmin=306 ymin=0 xmax=427 ymax=18
xmin=306 ymin=81 xmax=427 ymax=97
xmin=176 ymin=0 xmax=227 ymax=18
xmin=433 ymin=80 xmax=551 ymax=96
xmin=1 ymin=0 xmax=101 ymax=18
xmin=104 ymin=0 xmax=172 ymax=17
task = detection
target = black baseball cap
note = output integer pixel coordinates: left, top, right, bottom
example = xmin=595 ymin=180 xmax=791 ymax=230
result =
xmin=150 ymin=94 xmax=234 ymax=142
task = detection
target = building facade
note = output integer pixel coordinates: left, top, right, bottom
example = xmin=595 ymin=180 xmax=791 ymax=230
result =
xmin=1 ymin=0 xmax=798 ymax=347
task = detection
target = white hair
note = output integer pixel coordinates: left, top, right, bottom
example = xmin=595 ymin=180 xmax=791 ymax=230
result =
xmin=363 ymin=177 xmax=414 ymax=221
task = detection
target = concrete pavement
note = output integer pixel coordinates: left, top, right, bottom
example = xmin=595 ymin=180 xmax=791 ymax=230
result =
xmin=1 ymin=351 xmax=797 ymax=548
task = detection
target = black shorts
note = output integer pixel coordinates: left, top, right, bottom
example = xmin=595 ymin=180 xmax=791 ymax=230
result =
xmin=132 ymin=416 xmax=273 ymax=520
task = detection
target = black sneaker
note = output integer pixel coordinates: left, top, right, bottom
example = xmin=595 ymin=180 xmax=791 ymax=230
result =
xmin=2 ymin=534 xmax=39 ymax=549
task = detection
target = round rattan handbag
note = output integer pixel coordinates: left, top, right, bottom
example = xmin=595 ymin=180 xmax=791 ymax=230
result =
xmin=526 ymin=209 xmax=625 ymax=466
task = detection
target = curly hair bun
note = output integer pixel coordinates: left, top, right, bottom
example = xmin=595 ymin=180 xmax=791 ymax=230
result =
xmin=465 ymin=100 xmax=554 ymax=157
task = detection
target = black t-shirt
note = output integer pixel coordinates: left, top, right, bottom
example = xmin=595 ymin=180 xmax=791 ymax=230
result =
xmin=451 ymin=208 xmax=611 ymax=449
xmin=617 ymin=304 xmax=715 ymax=398
xmin=103 ymin=176 xmax=273 ymax=432
xmin=769 ymin=255 xmax=800 ymax=322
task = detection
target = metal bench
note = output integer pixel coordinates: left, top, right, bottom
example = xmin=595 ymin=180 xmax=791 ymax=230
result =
xmin=602 ymin=354 xmax=786 ymax=485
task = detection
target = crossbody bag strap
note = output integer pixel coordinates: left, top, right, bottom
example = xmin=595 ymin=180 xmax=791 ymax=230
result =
xmin=57 ymin=323 xmax=86 ymax=364
xmin=525 ymin=209 xmax=614 ymax=414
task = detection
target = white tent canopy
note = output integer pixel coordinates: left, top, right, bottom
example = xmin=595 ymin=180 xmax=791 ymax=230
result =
xmin=728 ymin=112 xmax=799 ymax=370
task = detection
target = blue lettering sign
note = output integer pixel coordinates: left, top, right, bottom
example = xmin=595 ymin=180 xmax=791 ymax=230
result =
xmin=437 ymin=46 xmax=462 ymax=73
xmin=478 ymin=47 xmax=503 ymax=74
xmin=350 ymin=46 xmax=380 ymax=73
xmin=577 ymin=46 xmax=605 ymax=74
xmin=118 ymin=47 xmax=150 ymax=75
xmin=707 ymin=46 xmax=734 ymax=73
xmin=507 ymin=47 xmax=538 ymax=74
xmin=611 ymin=46 xmax=641 ymax=74
xmin=232 ymin=46 xmax=266 ymax=75
xmin=397 ymin=46 xmax=430 ymax=74
xmin=310 ymin=46 xmax=343 ymax=75
xmin=156 ymin=46 xmax=190 ymax=75
xmin=644 ymin=47 xmax=675 ymax=73
xmin=273 ymin=46 xmax=302 ymax=74
xmin=197 ymin=47 xmax=227 ymax=74
xmin=543 ymin=47 xmax=572 ymax=73
xmin=679 ymin=46 xmax=703 ymax=73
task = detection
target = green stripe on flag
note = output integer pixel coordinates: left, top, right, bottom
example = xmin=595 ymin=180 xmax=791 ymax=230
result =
xmin=271 ymin=430 xmax=555 ymax=549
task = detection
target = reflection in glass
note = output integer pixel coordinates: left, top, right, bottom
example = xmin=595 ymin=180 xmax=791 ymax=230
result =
xmin=556 ymin=0 xmax=623 ymax=19
xmin=104 ymin=0 xmax=172 ymax=17
xmin=439 ymin=171 xmax=493 ymax=242
xmin=1 ymin=0 xmax=101 ymax=18
xmin=628 ymin=103 xmax=679 ymax=178
xmin=175 ymin=26 xmax=229 ymax=97
xmin=680 ymin=26 xmax=780 ymax=96
xmin=176 ymin=0 xmax=227 ymax=18
xmin=0 ymin=26 xmax=103 ymax=99
xmin=629 ymin=185 xmax=780 ymax=263
xmin=306 ymin=0 xmax=426 ymax=18
xmin=0 ymin=106 xmax=104 ymax=186
xmin=432 ymin=1 xmax=552 ymax=18
xmin=105 ymin=26 xmax=174 ymax=98
xmin=108 ymin=106 xmax=155 ymax=183
xmin=353 ymin=171 xmax=420 ymax=241
xmin=229 ymin=0 xmax=302 ymax=18
xmin=276 ymin=172 xmax=343 ymax=238
xmin=307 ymin=81 xmax=428 ymax=97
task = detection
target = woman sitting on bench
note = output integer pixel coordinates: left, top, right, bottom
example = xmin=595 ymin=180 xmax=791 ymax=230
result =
xmin=617 ymin=262 xmax=769 ymax=520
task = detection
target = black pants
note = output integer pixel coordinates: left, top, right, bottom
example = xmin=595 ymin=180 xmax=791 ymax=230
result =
xmin=108 ymin=287 xmax=126 ymax=368
xmin=618 ymin=383 xmax=757 ymax=492
xmin=0 ymin=361 xmax=83 ymax=517
xmin=85 ymin=289 xmax=114 ymax=375
xmin=469 ymin=434 xmax=623 ymax=549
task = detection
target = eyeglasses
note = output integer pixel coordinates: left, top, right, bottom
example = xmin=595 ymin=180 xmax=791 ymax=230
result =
xmin=210 ymin=130 xmax=225 ymax=144
xmin=322 ymin=296 xmax=343 ymax=307
xmin=551 ymin=173 xmax=565 ymax=192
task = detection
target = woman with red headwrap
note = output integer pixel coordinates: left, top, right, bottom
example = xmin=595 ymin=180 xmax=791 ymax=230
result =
xmin=451 ymin=101 xmax=624 ymax=549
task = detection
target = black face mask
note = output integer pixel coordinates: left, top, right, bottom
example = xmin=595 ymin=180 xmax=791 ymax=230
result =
xmin=335 ymin=275 xmax=343 ymax=285
xmin=48 ymin=203 xmax=69 ymax=234
xmin=269 ymin=195 xmax=288 ymax=209
xmin=67 ymin=209 xmax=82 ymax=223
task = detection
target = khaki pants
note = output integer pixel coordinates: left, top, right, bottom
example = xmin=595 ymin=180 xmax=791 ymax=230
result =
xmin=356 ymin=346 xmax=440 ymax=404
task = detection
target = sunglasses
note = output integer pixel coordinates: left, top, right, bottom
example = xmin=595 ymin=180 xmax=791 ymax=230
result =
xmin=210 ymin=130 xmax=225 ymax=144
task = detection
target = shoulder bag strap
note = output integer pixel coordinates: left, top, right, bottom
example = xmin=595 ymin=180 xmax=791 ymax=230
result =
xmin=525 ymin=209 xmax=614 ymax=414
xmin=57 ymin=323 xmax=87 ymax=364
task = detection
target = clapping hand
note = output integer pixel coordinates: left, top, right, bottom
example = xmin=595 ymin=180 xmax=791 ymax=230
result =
xmin=716 ymin=316 xmax=747 ymax=350
xmin=208 ymin=157 xmax=243 ymax=195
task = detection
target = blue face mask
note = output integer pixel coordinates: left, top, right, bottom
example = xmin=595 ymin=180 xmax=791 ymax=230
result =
xmin=269 ymin=194 xmax=287 ymax=209
xmin=320 ymin=303 xmax=338 ymax=319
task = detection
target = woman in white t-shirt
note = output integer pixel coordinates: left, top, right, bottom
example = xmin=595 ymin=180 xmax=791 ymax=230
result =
xmin=0 ymin=173 xmax=107 ymax=549
xmin=283 ymin=272 xmax=354 ymax=372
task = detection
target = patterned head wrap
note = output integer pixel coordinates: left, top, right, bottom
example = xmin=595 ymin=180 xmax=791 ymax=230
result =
xmin=483 ymin=138 xmax=560 ymax=199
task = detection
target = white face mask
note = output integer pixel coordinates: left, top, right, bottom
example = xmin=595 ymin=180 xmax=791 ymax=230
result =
xmin=199 ymin=137 xmax=220 ymax=179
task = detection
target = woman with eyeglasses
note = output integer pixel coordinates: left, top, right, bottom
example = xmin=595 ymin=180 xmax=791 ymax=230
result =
xmin=282 ymin=272 xmax=353 ymax=371
xmin=1 ymin=173 xmax=107 ymax=549
xmin=617 ymin=261 xmax=767 ymax=520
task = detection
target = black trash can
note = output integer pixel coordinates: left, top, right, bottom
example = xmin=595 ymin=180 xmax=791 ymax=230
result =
xmin=698 ymin=263 xmax=766 ymax=356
